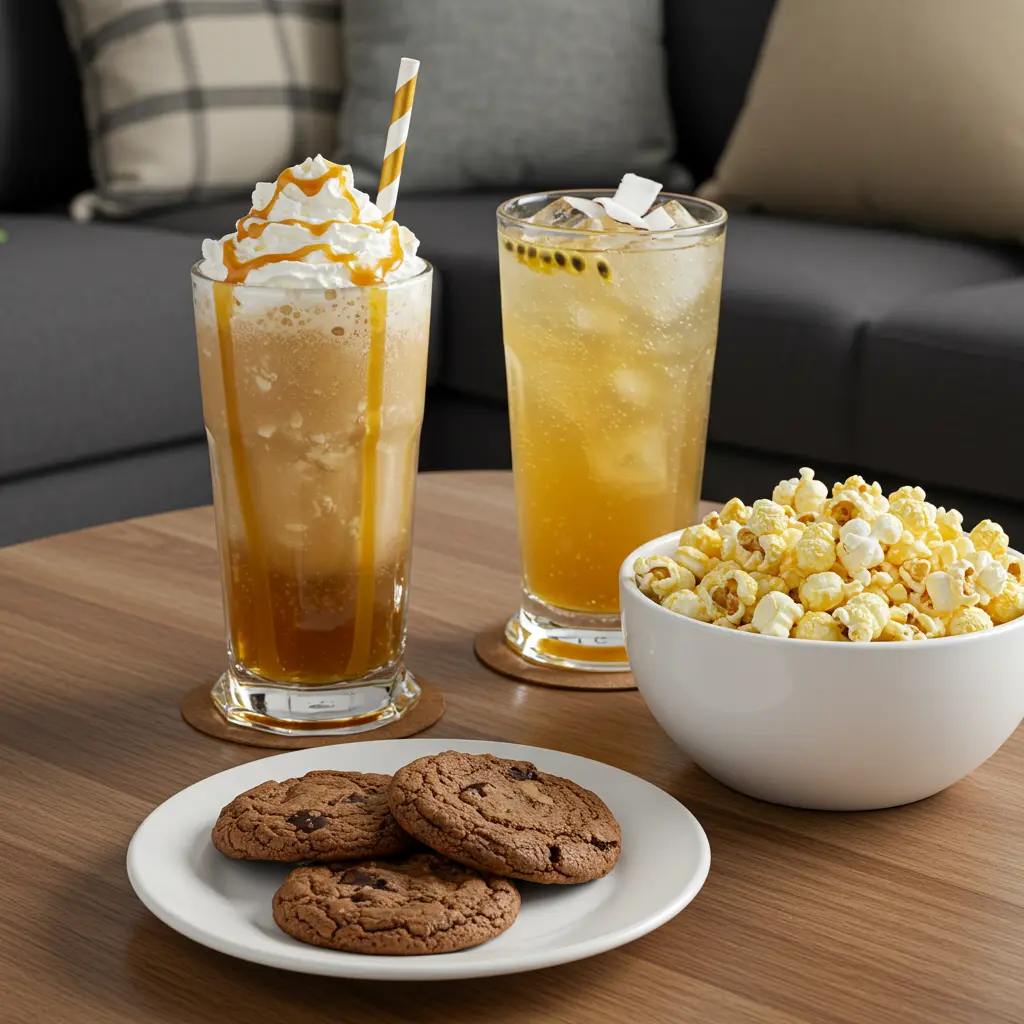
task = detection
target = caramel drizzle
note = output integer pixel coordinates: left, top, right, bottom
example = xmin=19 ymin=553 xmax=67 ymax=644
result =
xmin=222 ymin=165 xmax=402 ymax=286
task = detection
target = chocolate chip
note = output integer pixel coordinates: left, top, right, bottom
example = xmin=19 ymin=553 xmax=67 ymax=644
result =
xmin=590 ymin=838 xmax=618 ymax=851
xmin=462 ymin=782 xmax=488 ymax=796
xmin=549 ymin=845 xmax=561 ymax=863
xmin=345 ymin=792 xmax=366 ymax=803
xmin=508 ymin=765 xmax=538 ymax=781
xmin=287 ymin=810 xmax=328 ymax=833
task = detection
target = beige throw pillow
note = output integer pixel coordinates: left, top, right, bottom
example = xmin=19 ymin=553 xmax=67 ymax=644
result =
xmin=59 ymin=0 xmax=342 ymax=219
xmin=701 ymin=0 xmax=1024 ymax=241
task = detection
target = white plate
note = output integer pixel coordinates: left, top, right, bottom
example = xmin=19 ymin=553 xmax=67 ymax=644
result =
xmin=127 ymin=738 xmax=710 ymax=980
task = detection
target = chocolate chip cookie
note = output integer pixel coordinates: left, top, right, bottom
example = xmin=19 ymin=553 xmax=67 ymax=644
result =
xmin=272 ymin=852 xmax=520 ymax=955
xmin=211 ymin=770 xmax=413 ymax=862
xmin=388 ymin=752 xmax=621 ymax=884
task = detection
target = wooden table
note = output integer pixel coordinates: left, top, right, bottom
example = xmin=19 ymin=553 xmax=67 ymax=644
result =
xmin=1 ymin=471 xmax=1021 ymax=1024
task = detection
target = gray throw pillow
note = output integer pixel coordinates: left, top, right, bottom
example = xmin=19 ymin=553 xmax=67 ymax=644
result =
xmin=338 ymin=0 xmax=685 ymax=194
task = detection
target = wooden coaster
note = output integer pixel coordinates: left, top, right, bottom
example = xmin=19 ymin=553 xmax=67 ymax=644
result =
xmin=180 ymin=677 xmax=445 ymax=749
xmin=474 ymin=625 xmax=636 ymax=691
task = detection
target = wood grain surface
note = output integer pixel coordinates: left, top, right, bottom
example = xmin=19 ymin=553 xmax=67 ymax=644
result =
xmin=0 ymin=471 xmax=1021 ymax=1024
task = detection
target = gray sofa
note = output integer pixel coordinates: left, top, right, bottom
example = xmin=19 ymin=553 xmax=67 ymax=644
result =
xmin=3 ymin=0 xmax=1024 ymax=547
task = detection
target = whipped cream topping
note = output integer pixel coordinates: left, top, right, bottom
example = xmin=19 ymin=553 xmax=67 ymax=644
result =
xmin=198 ymin=155 xmax=425 ymax=288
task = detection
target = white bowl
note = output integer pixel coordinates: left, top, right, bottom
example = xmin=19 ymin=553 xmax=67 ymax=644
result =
xmin=620 ymin=531 xmax=1024 ymax=810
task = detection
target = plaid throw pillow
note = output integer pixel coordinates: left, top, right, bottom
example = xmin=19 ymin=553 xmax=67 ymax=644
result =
xmin=59 ymin=0 xmax=342 ymax=219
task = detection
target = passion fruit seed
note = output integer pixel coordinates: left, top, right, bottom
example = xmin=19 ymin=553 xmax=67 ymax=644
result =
xmin=516 ymin=243 xmax=526 ymax=256
xmin=570 ymin=255 xmax=585 ymax=273
xmin=504 ymin=240 xmax=513 ymax=251
xmin=540 ymin=251 xmax=553 ymax=264
xmin=527 ymin=245 xmax=537 ymax=259
xmin=597 ymin=260 xmax=610 ymax=279
xmin=554 ymin=251 xmax=567 ymax=267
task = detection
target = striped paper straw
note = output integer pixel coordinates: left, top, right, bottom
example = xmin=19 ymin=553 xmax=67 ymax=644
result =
xmin=376 ymin=57 xmax=420 ymax=222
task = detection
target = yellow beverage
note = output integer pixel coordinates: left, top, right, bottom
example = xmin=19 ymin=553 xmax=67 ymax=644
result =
xmin=497 ymin=191 xmax=726 ymax=669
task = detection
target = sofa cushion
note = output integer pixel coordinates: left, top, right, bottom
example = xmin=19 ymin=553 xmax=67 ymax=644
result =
xmin=0 ymin=0 xmax=91 ymax=209
xmin=855 ymin=278 xmax=1024 ymax=504
xmin=710 ymin=215 xmax=1024 ymax=465
xmin=0 ymin=215 xmax=204 ymax=480
xmin=664 ymin=0 xmax=776 ymax=185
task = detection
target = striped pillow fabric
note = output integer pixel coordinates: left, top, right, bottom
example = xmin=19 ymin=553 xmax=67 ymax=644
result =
xmin=59 ymin=0 xmax=342 ymax=219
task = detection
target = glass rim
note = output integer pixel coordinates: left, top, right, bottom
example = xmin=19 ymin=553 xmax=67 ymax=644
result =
xmin=497 ymin=189 xmax=727 ymax=239
xmin=189 ymin=258 xmax=433 ymax=289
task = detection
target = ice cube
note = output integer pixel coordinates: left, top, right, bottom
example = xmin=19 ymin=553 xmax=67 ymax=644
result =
xmin=529 ymin=197 xmax=601 ymax=230
xmin=612 ymin=173 xmax=663 ymax=217
xmin=586 ymin=425 xmax=668 ymax=493
xmin=652 ymin=199 xmax=699 ymax=229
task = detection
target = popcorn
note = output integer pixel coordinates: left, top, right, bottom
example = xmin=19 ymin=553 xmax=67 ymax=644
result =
xmin=986 ymin=579 xmax=1024 ymax=624
xmin=747 ymin=499 xmax=790 ymax=538
xmin=963 ymin=550 xmax=1008 ymax=605
xmin=634 ymin=555 xmax=696 ymax=600
xmin=677 ymin=523 xmax=722 ymax=559
xmin=674 ymin=544 xmax=713 ymax=580
xmin=635 ymin=468 xmax=1020 ymax=642
xmin=773 ymin=467 xmax=828 ymax=516
xmin=662 ymin=588 xmax=707 ymax=621
xmin=970 ymin=520 xmax=1009 ymax=556
xmin=719 ymin=497 xmax=750 ymax=525
xmin=833 ymin=592 xmax=890 ymax=642
xmin=946 ymin=606 xmax=994 ymax=636
xmin=799 ymin=571 xmax=853 ymax=613
xmin=924 ymin=561 xmax=981 ymax=614
xmin=697 ymin=568 xmax=758 ymax=625
xmin=795 ymin=522 xmax=837 ymax=574
xmin=751 ymin=591 xmax=804 ymax=637
xmin=718 ymin=523 xmax=765 ymax=572
xmin=792 ymin=610 xmax=845 ymax=641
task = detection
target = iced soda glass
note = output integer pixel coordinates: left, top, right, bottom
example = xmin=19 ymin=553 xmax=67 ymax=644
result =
xmin=191 ymin=265 xmax=432 ymax=733
xmin=497 ymin=190 xmax=726 ymax=671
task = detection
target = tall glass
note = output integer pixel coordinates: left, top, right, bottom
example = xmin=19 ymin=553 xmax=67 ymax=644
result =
xmin=191 ymin=264 xmax=432 ymax=733
xmin=497 ymin=192 xmax=726 ymax=671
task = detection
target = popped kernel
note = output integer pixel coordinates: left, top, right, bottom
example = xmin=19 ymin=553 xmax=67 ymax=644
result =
xmin=720 ymin=497 xmax=751 ymax=524
xmin=633 ymin=555 xmax=696 ymax=600
xmin=634 ymin=468 xmax=1019 ymax=641
xmin=674 ymin=544 xmax=713 ymax=580
xmin=677 ymin=523 xmax=723 ymax=559
xmin=799 ymin=571 xmax=848 ymax=613
xmin=987 ymin=579 xmax=1024 ymax=624
xmin=946 ymin=606 xmax=994 ymax=636
xmin=935 ymin=507 xmax=964 ymax=540
xmin=795 ymin=522 xmax=837 ymax=574
xmin=970 ymin=520 xmax=1009 ymax=557
xmin=751 ymin=591 xmax=804 ymax=637
xmin=717 ymin=523 xmax=763 ymax=572
xmin=924 ymin=561 xmax=981 ymax=614
xmin=662 ymin=588 xmax=707 ymax=620
xmin=833 ymin=592 xmax=890 ymax=642
xmin=747 ymin=499 xmax=790 ymax=538
xmin=792 ymin=610 xmax=845 ymax=641
xmin=697 ymin=568 xmax=759 ymax=625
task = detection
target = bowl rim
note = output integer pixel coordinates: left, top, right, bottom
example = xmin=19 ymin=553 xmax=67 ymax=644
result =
xmin=620 ymin=529 xmax=1024 ymax=650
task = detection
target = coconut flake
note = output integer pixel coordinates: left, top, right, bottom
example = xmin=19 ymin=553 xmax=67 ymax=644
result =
xmin=564 ymin=195 xmax=606 ymax=220
xmin=594 ymin=196 xmax=649 ymax=229
xmin=612 ymin=173 xmax=663 ymax=217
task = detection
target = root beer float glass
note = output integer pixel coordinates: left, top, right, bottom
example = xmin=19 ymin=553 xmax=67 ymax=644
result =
xmin=192 ymin=147 xmax=431 ymax=734
xmin=497 ymin=177 xmax=726 ymax=671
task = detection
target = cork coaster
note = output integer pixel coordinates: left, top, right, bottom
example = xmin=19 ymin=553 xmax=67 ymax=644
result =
xmin=180 ymin=677 xmax=446 ymax=749
xmin=474 ymin=626 xmax=636 ymax=691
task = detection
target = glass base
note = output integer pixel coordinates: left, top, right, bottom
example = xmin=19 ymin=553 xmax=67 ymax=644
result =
xmin=504 ymin=601 xmax=631 ymax=673
xmin=211 ymin=661 xmax=421 ymax=736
